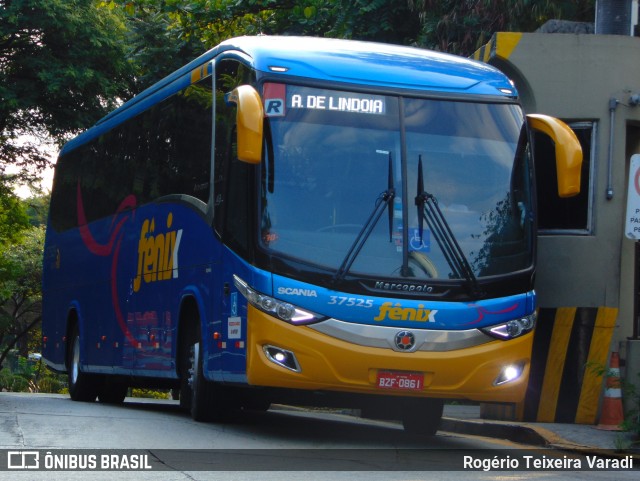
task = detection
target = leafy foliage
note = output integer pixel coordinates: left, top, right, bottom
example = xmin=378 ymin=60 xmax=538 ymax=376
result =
xmin=131 ymin=388 xmax=171 ymax=399
xmin=327 ymin=0 xmax=421 ymax=44
xmin=0 ymin=0 xmax=134 ymax=184
xmin=0 ymin=184 xmax=30 ymax=244
xmin=0 ymin=225 xmax=45 ymax=369
xmin=408 ymin=0 xmax=595 ymax=55
xmin=0 ymin=355 xmax=66 ymax=393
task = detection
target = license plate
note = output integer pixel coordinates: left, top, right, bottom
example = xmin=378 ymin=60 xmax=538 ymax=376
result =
xmin=376 ymin=371 xmax=424 ymax=391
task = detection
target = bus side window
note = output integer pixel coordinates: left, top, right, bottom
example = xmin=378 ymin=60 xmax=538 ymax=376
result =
xmin=213 ymin=59 xmax=257 ymax=257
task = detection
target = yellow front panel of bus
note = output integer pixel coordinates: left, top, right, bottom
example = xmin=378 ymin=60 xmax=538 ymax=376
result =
xmin=245 ymin=306 xmax=532 ymax=403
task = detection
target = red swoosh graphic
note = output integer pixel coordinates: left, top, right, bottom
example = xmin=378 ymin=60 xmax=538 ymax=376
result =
xmin=76 ymin=182 xmax=137 ymax=345
xmin=77 ymin=182 xmax=136 ymax=256
xmin=111 ymin=231 xmax=136 ymax=345
xmin=460 ymin=303 xmax=519 ymax=326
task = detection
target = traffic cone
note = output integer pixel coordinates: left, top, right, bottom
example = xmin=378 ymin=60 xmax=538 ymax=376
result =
xmin=596 ymin=351 xmax=624 ymax=431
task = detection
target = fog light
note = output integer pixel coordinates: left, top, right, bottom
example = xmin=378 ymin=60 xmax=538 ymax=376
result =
xmin=263 ymin=345 xmax=301 ymax=372
xmin=494 ymin=363 xmax=524 ymax=386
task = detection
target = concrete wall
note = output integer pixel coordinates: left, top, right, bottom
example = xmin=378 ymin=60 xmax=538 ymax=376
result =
xmin=477 ymin=32 xmax=640 ymax=344
xmin=474 ymin=32 xmax=640 ymax=423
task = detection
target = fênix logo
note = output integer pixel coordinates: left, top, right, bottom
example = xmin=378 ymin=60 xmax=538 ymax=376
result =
xmin=373 ymin=302 xmax=437 ymax=322
xmin=133 ymin=213 xmax=183 ymax=293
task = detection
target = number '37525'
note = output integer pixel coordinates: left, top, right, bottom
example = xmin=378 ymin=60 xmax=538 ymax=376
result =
xmin=328 ymin=296 xmax=373 ymax=308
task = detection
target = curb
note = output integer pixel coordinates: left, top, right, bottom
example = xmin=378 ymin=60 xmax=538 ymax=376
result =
xmin=440 ymin=417 xmax=640 ymax=460
xmin=273 ymin=404 xmax=640 ymax=459
xmin=441 ymin=417 xmax=548 ymax=446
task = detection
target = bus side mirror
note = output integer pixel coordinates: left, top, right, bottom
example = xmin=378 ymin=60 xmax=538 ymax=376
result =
xmin=527 ymin=114 xmax=582 ymax=198
xmin=226 ymin=85 xmax=264 ymax=164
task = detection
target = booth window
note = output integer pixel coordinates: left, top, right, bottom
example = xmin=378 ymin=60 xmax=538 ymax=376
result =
xmin=535 ymin=122 xmax=594 ymax=234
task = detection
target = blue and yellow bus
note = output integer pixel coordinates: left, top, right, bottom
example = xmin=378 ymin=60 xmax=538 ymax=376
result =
xmin=42 ymin=36 xmax=581 ymax=434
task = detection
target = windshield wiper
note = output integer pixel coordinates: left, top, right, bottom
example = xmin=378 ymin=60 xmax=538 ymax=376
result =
xmin=332 ymin=153 xmax=395 ymax=285
xmin=415 ymin=155 xmax=481 ymax=296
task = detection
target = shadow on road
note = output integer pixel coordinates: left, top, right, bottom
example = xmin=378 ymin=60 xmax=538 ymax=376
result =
xmin=117 ymin=397 xmax=455 ymax=448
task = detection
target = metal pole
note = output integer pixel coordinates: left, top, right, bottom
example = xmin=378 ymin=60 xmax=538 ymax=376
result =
xmin=606 ymin=98 xmax=618 ymax=200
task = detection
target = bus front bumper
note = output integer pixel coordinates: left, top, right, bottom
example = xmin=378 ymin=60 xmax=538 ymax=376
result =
xmin=246 ymin=307 xmax=532 ymax=403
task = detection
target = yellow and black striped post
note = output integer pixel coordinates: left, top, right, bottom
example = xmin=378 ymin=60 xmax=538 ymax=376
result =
xmin=524 ymin=307 xmax=618 ymax=423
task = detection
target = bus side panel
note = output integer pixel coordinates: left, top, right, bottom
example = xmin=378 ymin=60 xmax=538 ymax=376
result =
xmin=42 ymin=226 xmax=65 ymax=370
xmin=128 ymin=202 xmax=220 ymax=377
xmin=205 ymin=246 xmax=266 ymax=384
xmin=42 ymin=215 xmax=124 ymax=372
xmin=42 ymin=200 xmax=221 ymax=381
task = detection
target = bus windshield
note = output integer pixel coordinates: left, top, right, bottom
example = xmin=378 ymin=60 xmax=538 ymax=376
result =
xmin=260 ymin=83 xmax=533 ymax=284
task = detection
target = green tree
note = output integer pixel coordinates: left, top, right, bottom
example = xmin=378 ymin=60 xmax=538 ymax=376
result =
xmin=23 ymin=191 xmax=50 ymax=228
xmin=0 ymin=0 xmax=135 ymax=186
xmin=117 ymin=0 xmax=333 ymax=89
xmin=116 ymin=0 xmax=596 ymax=87
xmin=327 ymin=0 xmax=421 ymax=44
xmin=0 ymin=225 xmax=45 ymax=368
xmin=118 ymin=0 xmax=208 ymax=90
xmin=0 ymin=186 xmax=35 ymax=369
xmin=0 ymin=183 xmax=30 ymax=244
xmin=409 ymin=0 xmax=595 ymax=55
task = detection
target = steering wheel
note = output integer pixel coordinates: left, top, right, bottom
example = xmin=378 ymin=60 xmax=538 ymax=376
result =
xmin=408 ymin=251 xmax=439 ymax=278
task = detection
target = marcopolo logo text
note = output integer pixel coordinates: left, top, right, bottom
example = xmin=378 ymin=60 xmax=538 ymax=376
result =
xmin=374 ymin=281 xmax=433 ymax=293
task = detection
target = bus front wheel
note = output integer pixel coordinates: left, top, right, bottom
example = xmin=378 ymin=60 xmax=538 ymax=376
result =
xmin=67 ymin=326 xmax=98 ymax=402
xmin=401 ymin=398 xmax=444 ymax=436
xmin=98 ymin=378 xmax=128 ymax=404
xmin=188 ymin=339 xmax=233 ymax=422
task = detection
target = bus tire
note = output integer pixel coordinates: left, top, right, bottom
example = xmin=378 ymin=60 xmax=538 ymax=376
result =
xmin=401 ymin=398 xmax=444 ymax=436
xmin=97 ymin=378 xmax=128 ymax=404
xmin=188 ymin=339 xmax=232 ymax=422
xmin=67 ymin=325 xmax=98 ymax=402
xmin=240 ymin=390 xmax=271 ymax=412
xmin=179 ymin=363 xmax=192 ymax=412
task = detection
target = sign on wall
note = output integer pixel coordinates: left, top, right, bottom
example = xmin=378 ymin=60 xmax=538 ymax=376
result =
xmin=625 ymin=154 xmax=640 ymax=239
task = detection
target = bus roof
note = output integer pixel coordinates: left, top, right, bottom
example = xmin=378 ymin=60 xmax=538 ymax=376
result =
xmin=63 ymin=36 xmax=516 ymax=155
xmin=221 ymin=36 xmax=515 ymax=95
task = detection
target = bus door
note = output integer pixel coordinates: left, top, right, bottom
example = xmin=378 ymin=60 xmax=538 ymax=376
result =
xmin=212 ymin=57 xmax=259 ymax=381
xmin=123 ymin=205 xmax=168 ymax=372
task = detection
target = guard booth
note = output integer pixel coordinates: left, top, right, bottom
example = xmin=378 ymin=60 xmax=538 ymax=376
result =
xmin=474 ymin=21 xmax=640 ymax=423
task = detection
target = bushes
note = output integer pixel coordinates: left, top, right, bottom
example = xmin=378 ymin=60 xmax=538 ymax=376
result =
xmin=0 ymin=352 xmax=67 ymax=393
xmin=1 ymin=351 xmax=172 ymax=400
xmin=130 ymin=388 xmax=171 ymax=399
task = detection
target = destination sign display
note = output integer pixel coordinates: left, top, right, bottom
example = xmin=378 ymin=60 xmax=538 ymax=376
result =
xmin=263 ymin=83 xmax=386 ymax=117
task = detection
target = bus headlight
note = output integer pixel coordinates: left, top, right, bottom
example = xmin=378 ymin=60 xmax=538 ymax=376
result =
xmin=482 ymin=312 xmax=537 ymax=340
xmin=233 ymin=275 xmax=325 ymax=325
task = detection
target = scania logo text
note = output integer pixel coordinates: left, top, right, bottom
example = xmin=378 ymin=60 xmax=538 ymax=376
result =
xmin=277 ymin=287 xmax=318 ymax=297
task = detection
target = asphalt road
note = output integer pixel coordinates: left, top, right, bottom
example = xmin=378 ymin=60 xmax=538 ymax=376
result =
xmin=0 ymin=393 xmax=636 ymax=480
